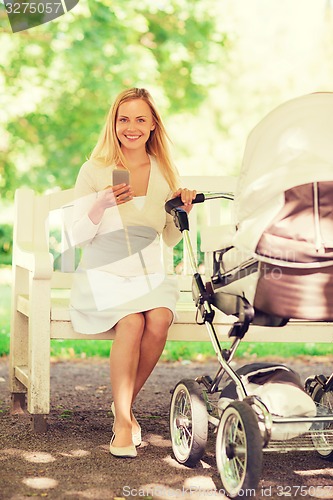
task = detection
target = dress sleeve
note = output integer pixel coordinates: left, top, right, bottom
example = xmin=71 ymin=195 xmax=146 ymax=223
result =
xmin=71 ymin=162 xmax=102 ymax=247
xmin=162 ymin=212 xmax=182 ymax=247
xmin=162 ymin=185 xmax=183 ymax=247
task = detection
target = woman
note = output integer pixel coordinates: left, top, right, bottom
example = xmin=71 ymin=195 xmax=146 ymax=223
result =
xmin=70 ymin=88 xmax=196 ymax=458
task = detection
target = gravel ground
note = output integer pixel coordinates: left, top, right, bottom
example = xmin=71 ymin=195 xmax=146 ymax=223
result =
xmin=0 ymin=355 xmax=333 ymax=500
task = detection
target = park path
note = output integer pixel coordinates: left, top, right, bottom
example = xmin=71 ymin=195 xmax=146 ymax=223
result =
xmin=0 ymin=356 xmax=333 ymax=499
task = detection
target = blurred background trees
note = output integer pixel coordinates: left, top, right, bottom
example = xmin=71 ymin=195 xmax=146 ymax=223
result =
xmin=1 ymin=0 xmax=333 ymax=202
xmin=0 ymin=0 xmax=229 ymax=198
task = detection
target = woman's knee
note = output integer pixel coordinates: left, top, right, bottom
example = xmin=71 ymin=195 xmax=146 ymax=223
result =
xmin=115 ymin=313 xmax=145 ymax=336
xmin=144 ymin=308 xmax=173 ymax=337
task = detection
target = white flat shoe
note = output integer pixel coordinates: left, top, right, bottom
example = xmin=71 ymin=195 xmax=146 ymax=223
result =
xmin=132 ymin=429 xmax=142 ymax=448
xmin=111 ymin=402 xmax=142 ymax=447
xmin=110 ymin=434 xmax=137 ymax=458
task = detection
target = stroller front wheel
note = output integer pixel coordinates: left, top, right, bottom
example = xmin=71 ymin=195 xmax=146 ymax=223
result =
xmin=216 ymin=401 xmax=262 ymax=499
xmin=169 ymin=379 xmax=208 ymax=467
xmin=310 ymin=382 xmax=333 ymax=461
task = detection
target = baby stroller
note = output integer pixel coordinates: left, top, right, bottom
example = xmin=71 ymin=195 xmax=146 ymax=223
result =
xmin=165 ymin=93 xmax=333 ymax=499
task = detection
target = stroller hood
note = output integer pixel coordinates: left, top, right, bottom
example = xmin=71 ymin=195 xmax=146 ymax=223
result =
xmin=234 ymin=93 xmax=333 ymax=254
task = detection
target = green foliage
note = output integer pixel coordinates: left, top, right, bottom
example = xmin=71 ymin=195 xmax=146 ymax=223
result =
xmin=0 ymin=226 xmax=13 ymax=266
xmin=58 ymin=408 xmax=74 ymax=419
xmin=0 ymin=334 xmax=10 ymax=357
xmin=1 ymin=0 xmax=228 ymax=199
xmin=0 ymin=284 xmax=10 ymax=357
xmin=173 ymin=232 xmax=204 ymax=270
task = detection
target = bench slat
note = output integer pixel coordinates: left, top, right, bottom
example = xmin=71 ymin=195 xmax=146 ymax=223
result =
xmin=17 ymin=293 xmax=333 ymax=343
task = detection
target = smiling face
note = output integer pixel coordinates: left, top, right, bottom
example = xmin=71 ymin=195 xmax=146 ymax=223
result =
xmin=115 ymin=98 xmax=155 ymax=153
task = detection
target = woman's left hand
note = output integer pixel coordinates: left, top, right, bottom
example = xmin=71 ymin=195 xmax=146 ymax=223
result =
xmin=172 ymin=188 xmax=197 ymax=213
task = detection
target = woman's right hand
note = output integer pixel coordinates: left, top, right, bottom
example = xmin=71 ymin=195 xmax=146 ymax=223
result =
xmin=97 ymin=183 xmax=134 ymax=209
xmin=88 ymin=183 xmax=133 ymax=225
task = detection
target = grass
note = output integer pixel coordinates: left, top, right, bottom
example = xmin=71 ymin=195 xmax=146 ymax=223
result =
xmin=161 ymin=339 xmax=333 ymax=362
xmin=0 ymin=283 xmax=11 ymax=357
xmin=4 ymin=336 xmax=333 ymax=362
xmin=1 ymin=277 xmax=333 ymax=361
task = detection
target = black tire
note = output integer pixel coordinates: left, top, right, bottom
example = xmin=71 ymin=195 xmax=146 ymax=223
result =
xmin=310 ymin=384 xmax=333 ymax=461
xmin=169 ymin=379 xmax=208 ymax=467
xmin=216 ymin=401 xmax=262 ymax=499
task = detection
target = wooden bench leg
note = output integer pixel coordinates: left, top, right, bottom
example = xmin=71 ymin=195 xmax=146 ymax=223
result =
xmin=11 ymin=394 xmax=48 ymax=433
xmin=27 ymin=279 xmax=51 ymax=416
xmin=30 ymin=414 xmax=48 ymax=433
xmin=10 ymin=392 xmax=26 ymax=415
xmin=10 ymin=287 xmax=29 ymax=398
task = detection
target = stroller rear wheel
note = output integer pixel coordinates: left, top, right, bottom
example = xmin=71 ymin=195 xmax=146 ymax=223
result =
xmin=169 ymin=379 xmax=208 ymax=467
xmin=310 ymin=383 xmax=333 ymax=461
xmin=216 ymin=401 xmax=262 ymax=499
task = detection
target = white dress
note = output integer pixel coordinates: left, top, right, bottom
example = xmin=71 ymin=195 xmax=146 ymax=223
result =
xmin=69 ymin=156 xmax=182 ymax=334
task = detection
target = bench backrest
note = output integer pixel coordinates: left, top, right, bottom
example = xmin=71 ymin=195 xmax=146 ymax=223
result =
xmin=13 ymin=176 xmax=237 ymax=291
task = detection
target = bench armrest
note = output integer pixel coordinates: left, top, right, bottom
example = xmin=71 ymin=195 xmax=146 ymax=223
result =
xmin=15 ymin=243 xmax=53 ymax=279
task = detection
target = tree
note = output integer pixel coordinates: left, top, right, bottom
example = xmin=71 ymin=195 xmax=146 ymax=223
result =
xmin=0 ymin=0 xmax=228 ymax=198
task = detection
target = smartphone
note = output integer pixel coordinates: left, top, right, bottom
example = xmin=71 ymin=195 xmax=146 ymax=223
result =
xmin=112 ymin=169 xmax=130 ymax=186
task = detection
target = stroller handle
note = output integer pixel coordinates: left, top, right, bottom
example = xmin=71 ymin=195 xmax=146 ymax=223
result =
xmin=165 ymin=191 xmax=234 ymax=215
xmin=165 ymin=193 xmax=205 ymax=215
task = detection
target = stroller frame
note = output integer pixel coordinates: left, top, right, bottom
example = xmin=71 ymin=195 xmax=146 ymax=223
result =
xmin=166 ymin=193 xmax=333 ymax=499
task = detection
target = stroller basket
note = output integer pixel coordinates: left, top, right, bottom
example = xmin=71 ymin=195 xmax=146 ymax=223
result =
xmin=266 ymin=429 xmax=333 ymax=453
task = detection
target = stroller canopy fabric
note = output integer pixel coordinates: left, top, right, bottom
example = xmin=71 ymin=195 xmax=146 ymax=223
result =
xmin=234 ymin=93 xmax=333 ymax=254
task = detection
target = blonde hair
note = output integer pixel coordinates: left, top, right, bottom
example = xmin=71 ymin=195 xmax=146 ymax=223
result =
xmin=90 ymin=88 xmax=178 ymax=192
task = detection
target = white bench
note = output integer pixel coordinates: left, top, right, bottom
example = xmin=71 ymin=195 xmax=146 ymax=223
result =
xmin=10 ymin=176 xmax=333 ymax=431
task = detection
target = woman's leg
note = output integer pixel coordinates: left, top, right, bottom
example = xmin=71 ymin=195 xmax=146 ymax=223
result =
xmin=110 ymin=313 xmax=145 ymax=447
xmin=131 ymin=307 xmax=173 ymax=407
